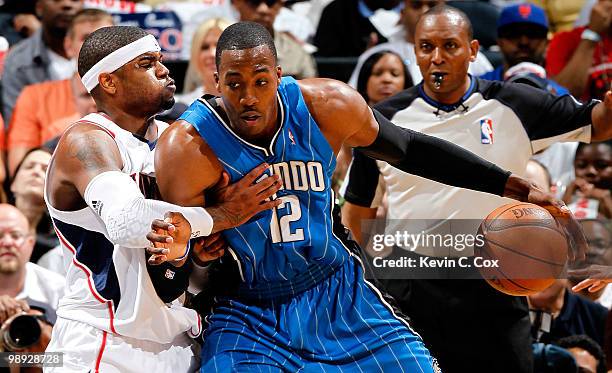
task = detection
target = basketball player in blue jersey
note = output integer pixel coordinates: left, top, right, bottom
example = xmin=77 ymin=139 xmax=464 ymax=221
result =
xmin=154 ymin=22 xmax=586 ymax=372
xmin=43 ymin=26 xmax=282 ymax=372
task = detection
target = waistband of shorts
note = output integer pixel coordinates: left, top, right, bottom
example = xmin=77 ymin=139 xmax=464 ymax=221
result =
xmin=234 ymin=261 xmax=342 ymax=302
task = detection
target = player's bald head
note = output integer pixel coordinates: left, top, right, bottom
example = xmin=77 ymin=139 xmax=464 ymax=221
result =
xmin=416 ymin=5 xmax=473 ymax=40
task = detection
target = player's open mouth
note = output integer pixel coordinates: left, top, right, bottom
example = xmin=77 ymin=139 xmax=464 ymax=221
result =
xmin=241 ymin=113 xmax=261 ymax=125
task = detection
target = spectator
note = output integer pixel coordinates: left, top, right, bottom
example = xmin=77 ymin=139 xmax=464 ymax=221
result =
xmin=0 ymin=204 xmax=64 ymax=353
xmin=0 ymin=0 xmax=40 ymax=46
xmin=556 ymin=334 xmax=607 ymax=373
xmin=7 ymin=8 xmax=112 ymax=176
xmin=530 ymin=0 xmax=586 ymax=32
xmin=525 ymin=159 xmax=554 ymax=191
xmin=0 ymin=114 xmax=6 ymax=203
xmin=314 ymin=0 xmax=401 ymax=81
xmin=529 ymin=279 xmax=607 ymax=347
xmin=348 ymin=0 xmax=493 ymax=88
xmin=10 ymin=148 xmax=56 ymax=263
xmin=480 ymin=3 xmax=569 ymax=96
xmin=336 ymin=50 xmax=410 ymax=198
xmin=177 ymin=17 xmax=231 ymax=105
xmin=1 ymin=0 xmax=83 ymax=123
xmin=562 ymin=141 xmax=612 ymax=219
xmin=233 ymin=0 xmax=316 ymax=79
xmin=546 ymin=0 xmax=612 ymax=101
xmin=570 ymin=219 xmax=612 ymax=309
xmin=531 ymin=342 xmax=579 ymax=373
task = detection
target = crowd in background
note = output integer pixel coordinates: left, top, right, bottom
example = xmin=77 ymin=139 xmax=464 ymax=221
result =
xmin=0 ymin=0 xmax=610 ymax=372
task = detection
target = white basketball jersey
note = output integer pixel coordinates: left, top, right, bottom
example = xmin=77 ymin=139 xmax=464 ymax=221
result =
xmin=44 ymin=113 xmax=201 ymax=343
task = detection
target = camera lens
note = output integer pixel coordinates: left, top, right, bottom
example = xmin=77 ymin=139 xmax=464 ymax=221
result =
xmin=2 ymin=314 xmax=41 ymax=350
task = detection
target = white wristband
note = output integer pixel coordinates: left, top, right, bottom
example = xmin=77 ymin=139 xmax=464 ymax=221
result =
xmin=581 ymin=28 xmax=601 ymax=42
xmin=180 ymin=207 xmax=213 ymax=238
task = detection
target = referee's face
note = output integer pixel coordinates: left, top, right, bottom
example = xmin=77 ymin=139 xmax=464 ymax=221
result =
xmin=414 ymin=12 xmax=478 ymax=103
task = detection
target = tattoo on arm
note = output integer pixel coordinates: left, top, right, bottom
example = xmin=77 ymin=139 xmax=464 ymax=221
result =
xmin=67 ymin=133 xmax=120 ymax=172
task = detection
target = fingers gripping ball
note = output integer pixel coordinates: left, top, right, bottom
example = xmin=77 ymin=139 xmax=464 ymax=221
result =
xmin=475 ymin=202 xmax=568 ymax=296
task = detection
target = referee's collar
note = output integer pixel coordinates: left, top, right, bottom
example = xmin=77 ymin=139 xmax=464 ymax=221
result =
xmin=417 ymin=75 xmax=476 ymax=113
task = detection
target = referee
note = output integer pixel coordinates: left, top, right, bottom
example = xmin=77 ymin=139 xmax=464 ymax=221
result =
xmin=341 ymin=5 xmax=612 ymax=373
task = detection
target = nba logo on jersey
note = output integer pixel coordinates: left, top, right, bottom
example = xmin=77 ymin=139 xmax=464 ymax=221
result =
xmin=480 ymin=119 xmax=493 ymax=144
xmin=288 ymin=129 xmax=296 ymax=145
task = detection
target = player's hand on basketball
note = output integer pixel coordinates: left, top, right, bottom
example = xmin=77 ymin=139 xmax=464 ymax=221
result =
xmin=146 ymin=212 xmax=192 ymax=265
xmin=505 ymin=174 xmax=588 ymax=262
xmin=208 ymin=163 xmax=282 ymax=233
xmin=569 ymin=265 xmax=612 ymax=293
xmin=0 ymin=295 xmax=29 ymax=325
xmin=192 ymin=233 xmax=226 ymax=266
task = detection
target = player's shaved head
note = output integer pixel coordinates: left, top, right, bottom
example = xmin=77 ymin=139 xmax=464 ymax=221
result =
xmin=78 ymin=26 xmax=150 ymax=79
xmin=215 ymin=21 xmax=277 ymax=68
xmin=416 ymin=5 xmax=473 ymax=40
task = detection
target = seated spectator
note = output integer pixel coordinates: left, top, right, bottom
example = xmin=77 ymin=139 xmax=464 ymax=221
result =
xmin=233 ymin=0 xmax=317 ymax=79
xmin=546 ymin=0 xmax=612 ymax=101
xmin=530 ymin=0 xmax=586 ymax=32
xmin=562 ymin=141 xmax=612 ymax=219
xmin=336 ymin=50 xmax=410 ymax=198
xmin=348 ymin=0 xmax=493 ymax=87
xmin=480 ymin=3 xmax=569 ymax=96
xmin=10 ymin=148 xmax=57 ymax=263
xmin=314 ymin=0 xmax=401 ymax=81
xmin=2 ymin=0 xmax=84 ymax=123
xmin=529 ymin=279 xmax=607 ymax=347
xmin=0 ymin=114 xmax=6 ymax=203
xmin=0 ymin=0 xmax=39 ymax=46
xmin=7 ymin=8 xmax=112 ymax=176
xmin=0 ymin=204 xmax=64 ymax=353
xmin=532 ymin=342 xmax=579 ymax=373
xmin=177 ymin=17 xmax=231 ymax=105
xmin=570 ymin=218 xmax=612 ymax=308
xmin=556 ymin=334 xmax=607 ymax=373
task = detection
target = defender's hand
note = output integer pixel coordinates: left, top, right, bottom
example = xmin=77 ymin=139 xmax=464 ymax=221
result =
xmin=208 ymin=163 xmax=282 ymax=233
xmin=504 ymin=174 xmax=587 ymax=262
xmin=192 ymin=233 xmax=226 ymax=267
xmin=146 ymin=212 xmax=192 ymax=264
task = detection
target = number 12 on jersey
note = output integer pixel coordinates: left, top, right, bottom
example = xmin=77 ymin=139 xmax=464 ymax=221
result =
xmin=270 ymin=195 xmax=304 ymax=243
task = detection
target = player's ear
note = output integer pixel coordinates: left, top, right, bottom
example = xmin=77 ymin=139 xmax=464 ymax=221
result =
xmin=98 ymin=72 xmax=117 ymax=95
xmin=276 ymin=66 xmax=282 ymax=84
xmin=469 ymin=39 xmax=479 ymax=62
xmin=214 ymin=72 xmax=220 ymax=93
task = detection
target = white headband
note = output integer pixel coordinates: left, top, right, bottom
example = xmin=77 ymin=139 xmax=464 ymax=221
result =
xmin=81 ymin=34 xmax=161 ymax=93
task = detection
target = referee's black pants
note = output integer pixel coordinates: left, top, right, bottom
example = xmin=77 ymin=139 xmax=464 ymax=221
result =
xmin=380 ymin=277 xmax=533 ymax=373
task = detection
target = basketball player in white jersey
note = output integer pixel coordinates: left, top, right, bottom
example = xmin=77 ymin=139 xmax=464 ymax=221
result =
xmin=43 ymin=26 xmax=281 ymax=372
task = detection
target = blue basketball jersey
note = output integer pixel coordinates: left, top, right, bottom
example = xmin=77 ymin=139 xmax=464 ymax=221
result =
xmin=180 ymin=77 xmax=350 ymax=296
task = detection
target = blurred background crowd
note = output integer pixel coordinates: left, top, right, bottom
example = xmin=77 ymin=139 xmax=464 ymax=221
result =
xmin=0 ymin=0 xmax=610 ymax=372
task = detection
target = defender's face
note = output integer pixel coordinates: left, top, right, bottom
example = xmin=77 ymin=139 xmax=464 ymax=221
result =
xmin=216 ymin=45 xmax=282 ymax=142
xmin=115 ymin=51 xmax=176 ymax=115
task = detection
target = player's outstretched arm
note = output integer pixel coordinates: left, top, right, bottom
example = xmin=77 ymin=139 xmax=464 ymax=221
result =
xmin=300 ymin=78 xmax=586 ymax=261
xmin=155 ymin=120 xmax=282 ymax=234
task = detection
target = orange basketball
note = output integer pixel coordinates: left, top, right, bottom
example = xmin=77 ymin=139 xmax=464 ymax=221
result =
xmin=475 ymin=202 xmax=568 ymax=296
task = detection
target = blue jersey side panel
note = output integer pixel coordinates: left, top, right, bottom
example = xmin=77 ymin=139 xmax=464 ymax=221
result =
xmin=179 ymin=77 xmax=347 ymax=287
